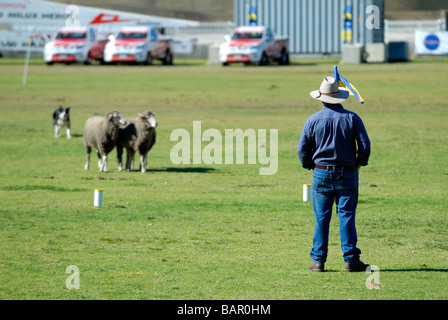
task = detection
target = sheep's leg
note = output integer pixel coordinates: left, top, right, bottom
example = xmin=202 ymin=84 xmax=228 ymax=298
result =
xmin=126 ymin=151 xmax=134 ymax=171
xmin=130 ymin=152 xmax=135 ymax=171
xmin=140 ymin=153 xmax=148 ymax=173
xmin=125 ymin=152 xmax=129 ymax=171
xmin=85 ymin=146 xmax=91 ymax=170
xmin=100 ymin=155 xmax=108 ymax=172
xmin=117 ymin=146 xmax=123 ymax=172
xmin=66 ymin=126 xmax=72 ymax=139
xmin=96 ymin=149 xmax=108 ymax=172
xmin=96 ymin=150 xmax=102 ymax=170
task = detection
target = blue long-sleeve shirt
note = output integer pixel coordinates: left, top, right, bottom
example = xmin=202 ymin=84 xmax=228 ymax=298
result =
xmin=298 ymin=104 xmax=371 ymax=170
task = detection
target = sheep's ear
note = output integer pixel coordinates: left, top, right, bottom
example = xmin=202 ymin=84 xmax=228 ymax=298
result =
xmin=138 ymin=113 xmax=145 ymax=119
xmin=107 ymin=112 xmax=113 ymax=119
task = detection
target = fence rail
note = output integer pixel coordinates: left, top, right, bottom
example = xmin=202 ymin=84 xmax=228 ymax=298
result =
xmin=385 ymin=19 xmax=446 ymax=34
xmin=164 ymin=21 xmax=235 ymax=44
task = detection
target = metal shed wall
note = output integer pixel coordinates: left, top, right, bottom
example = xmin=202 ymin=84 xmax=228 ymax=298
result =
xmin=234 ymin=0 xmax=378 ymax=54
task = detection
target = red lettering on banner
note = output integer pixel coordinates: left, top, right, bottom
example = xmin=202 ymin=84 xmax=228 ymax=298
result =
xmin=89 ymin=13 xmax=138 ymax=25
xmin=0 ymin=3 xmax=27 ymax=9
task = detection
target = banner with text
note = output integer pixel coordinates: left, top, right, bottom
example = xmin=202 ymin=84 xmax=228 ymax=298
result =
xmin=415 ymin=30 xmax=448 ymax=55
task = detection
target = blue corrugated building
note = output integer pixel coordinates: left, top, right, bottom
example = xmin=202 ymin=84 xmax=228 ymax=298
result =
xmin=234 ymin=0 xmax=384 ymax=55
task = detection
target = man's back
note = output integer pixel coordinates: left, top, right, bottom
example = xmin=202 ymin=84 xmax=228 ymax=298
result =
xmin=298 ymin=104 xmax=370 ymax=169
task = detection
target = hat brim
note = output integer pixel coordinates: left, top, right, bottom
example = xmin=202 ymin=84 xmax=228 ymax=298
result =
xmin=310 ymin=87 xmax=350 ymax=104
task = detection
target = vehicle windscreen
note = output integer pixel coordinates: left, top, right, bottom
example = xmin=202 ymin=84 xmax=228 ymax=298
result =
xmin=232 ymin=32 xmax=263 ymax=40
xmin=117 ymin=32 xmax=148 ymax=40
xmin=56 ymin=32 xmax=87 ymax=40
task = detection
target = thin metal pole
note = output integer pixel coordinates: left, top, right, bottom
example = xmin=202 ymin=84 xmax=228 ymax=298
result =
xmin=23 ymin=38 xmax=31 ymax=85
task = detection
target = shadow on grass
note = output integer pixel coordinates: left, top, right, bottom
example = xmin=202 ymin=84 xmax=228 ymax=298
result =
xmin=148 ymin=167 xmax=218 ymax=173
xmin=80 ymin=167 xmax=223 ymax=175
xmin=86 ymin=61 xmax=206 ymax=67
xmin=307 ymin=268 xmax=448 ymax=273
xmin=229 ymin=61 xmax=319 ymax=67
xmin=381 ymin=268 xmax=448 ymax=272
xmin=2 ymin=185 xmax=88 ymax=192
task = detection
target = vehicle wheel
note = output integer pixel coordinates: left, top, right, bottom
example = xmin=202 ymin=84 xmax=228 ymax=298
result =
xmin=259 ymin=52 xmax=268 ymax=66
xmin=46 ymin=62 xmax=53 ymax=66
xmin=222 ymin=62 xmax=229 ymax=66
xmin=163 ymin=49 xmax=173 ymax=65
xmin=279 ymin=49 xmax=290 ymax=65
xmin=144 ymin=52 xmax=152 ymax=65
xmin=84 ymin=52 xmax=92 ymax=65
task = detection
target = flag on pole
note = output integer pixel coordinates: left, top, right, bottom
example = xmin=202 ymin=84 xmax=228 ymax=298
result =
xmin=333 ymin=66 xmax=365 ymax=104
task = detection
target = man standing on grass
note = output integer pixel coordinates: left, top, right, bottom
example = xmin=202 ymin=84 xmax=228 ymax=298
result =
xmin=298 ymin=76 xmax=371 ymax=272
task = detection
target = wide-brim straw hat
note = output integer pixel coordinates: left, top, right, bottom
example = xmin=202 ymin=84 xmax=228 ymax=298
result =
xmin=310 ymin=76 xmax=350 ymax=104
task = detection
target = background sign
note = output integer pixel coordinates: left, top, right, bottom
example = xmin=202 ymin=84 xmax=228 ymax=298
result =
xmin=343 ymin=6 xmax=353 ymax=44
xmin=248 ymin=6 xmax=257 ymax=26
xmin=415 ymin=31 xmax=448 ymax=55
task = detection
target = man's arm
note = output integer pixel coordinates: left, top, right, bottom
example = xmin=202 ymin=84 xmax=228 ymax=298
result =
xmin=298 ymin=121 xmax=315 ymax=170
xmin=354 ymin=115 xmax=371 ymax=168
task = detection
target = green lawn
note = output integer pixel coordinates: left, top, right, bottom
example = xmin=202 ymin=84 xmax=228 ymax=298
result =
xmin=0 ymin=57 xmax=447 ymax=300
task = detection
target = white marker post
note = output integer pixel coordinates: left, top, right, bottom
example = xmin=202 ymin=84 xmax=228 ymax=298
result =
xmin=23 ymin=37 xmax=32 ymax=85
xmin=94 ymin=189 xmax=103 ymax=207
xmin=303 ymin=184 xmax=312 ymax=205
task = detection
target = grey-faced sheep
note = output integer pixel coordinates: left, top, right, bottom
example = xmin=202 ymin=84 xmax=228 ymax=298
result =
xmin=83 ymin=110 xmax=127 ymax=172
xmin=116 ymin=111 xmax=158 ymax=173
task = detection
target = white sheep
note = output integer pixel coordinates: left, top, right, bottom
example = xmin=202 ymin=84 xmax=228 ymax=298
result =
xmin=83 ymin=110 xmax=127 ymax=172
xmin=116 ymin=111 xmax=158 ymax=173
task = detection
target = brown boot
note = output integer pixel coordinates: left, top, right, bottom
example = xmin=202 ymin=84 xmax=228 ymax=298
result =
xmin=345 ymin=261 xmax=370 ymax=272
xmin=308 ymin=262 xmax=325 ymax=272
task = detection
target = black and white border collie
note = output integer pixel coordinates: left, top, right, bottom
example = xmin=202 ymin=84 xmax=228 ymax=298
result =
xmin=53 ymin=106 xmax=71 ymax=139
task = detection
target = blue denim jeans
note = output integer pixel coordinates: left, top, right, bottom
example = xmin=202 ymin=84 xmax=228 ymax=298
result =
xmin=311 ymin=167 xmax=361 ymax=265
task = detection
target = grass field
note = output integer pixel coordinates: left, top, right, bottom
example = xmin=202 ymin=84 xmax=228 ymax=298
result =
xmin=0 ymin=57 xmax=447 ymax=300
